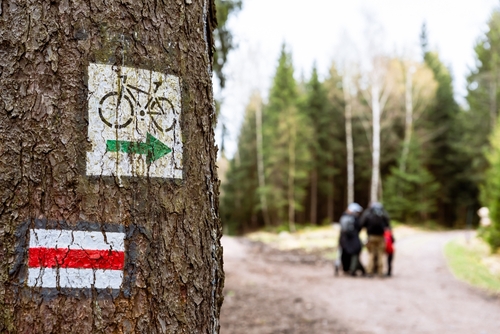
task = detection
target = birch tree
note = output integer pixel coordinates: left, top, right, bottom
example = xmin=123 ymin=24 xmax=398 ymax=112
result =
xmin=336 ymin=33 xmax=359 ymax=205
xmin=400 ymin=62 xmax=437 ymax=173
xmin=383 ymin=59 xmax=439 ymax=222
xmin=358 ymin=15 xmax=393 ymax=204
xmin=366 ymin=56 xmax=392 ymax=203
xmin=343 ymin=73 xmax=355 ymax=205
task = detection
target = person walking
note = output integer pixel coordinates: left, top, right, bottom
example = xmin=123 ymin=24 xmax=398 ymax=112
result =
xmin=360 ymin=202 xmax=390 ymax=277
xmin=338 ymin=203 xmax=366 ymax=276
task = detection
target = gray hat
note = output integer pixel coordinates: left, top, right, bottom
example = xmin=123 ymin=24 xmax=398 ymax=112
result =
xmin=347 ymin=202 xmax=363 ymax=213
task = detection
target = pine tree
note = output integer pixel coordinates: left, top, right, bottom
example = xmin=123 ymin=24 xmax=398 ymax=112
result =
xmin=262 ymin=45 xmax=312 ymax=229
xmin=221 ymin=96 xmax=260 ymax=234
xmin=302 ymin=65 xmax=340 ymax=224
xmin=384 ymin=137 xmax=439 ymax=222
xmin=463 ymin=10 xmax=500 ymax=217
xmin=323 ymin=64 xmax=349 ymax=220
xmin=423 ymin=51 xmax=464 ymax=225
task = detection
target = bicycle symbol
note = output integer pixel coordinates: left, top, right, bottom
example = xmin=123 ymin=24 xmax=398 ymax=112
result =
xmin=98 ymin=75 xmax=177 ymax=132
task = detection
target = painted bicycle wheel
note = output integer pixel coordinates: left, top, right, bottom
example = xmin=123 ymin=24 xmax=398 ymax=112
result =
xmin=98 ymin=92 xmax=134 ymax=129
xmin=148 ymin=97 xmax=176 ymax=132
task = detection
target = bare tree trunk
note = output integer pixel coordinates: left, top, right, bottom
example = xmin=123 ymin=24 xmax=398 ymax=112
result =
xmin=370 ymin=82 xmax=381 ymax=204
xmin=288 ymin=113 xmax=296 ymax=233
xmin=343 ymin=76 xmax=355 ymax=205
xmin=0 ymin=1 xmax=223 ymax=333
xmin=400 ymin=66 xmax=414 ymax=173
xmin=327 ymin=174 xmax=335 ymax=223
xmin=255 ymin=94 xmax=271 ymax=227
xmin=309 ymin=168 xmax=318 ymax=225
xmin=326 ymin=189 xmax=335 ymax=223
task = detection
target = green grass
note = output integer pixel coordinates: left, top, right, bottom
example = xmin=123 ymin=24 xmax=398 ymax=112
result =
xmin=444 ymin=239 xmax=500 ymax=294
xmin=247 ymin=225 xmax=338 ymax=252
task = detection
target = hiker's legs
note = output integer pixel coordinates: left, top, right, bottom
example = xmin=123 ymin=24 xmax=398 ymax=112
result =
xmin=349 ymin=253 xmax=358 ymax=274
xmin=367 ymin=235 xmax=384 ymax=275
xmin=366 ymin=236 xmax=375 ymax=274
xmin=375 ymin=238 xmax=385 ymax=275
xmin=353 ymin=252 xmax=365 ymax=275
xmin=341 ymin=251 xmax=351 ymax=273
xmin=387 ymin=253 xmax=393 ymax=276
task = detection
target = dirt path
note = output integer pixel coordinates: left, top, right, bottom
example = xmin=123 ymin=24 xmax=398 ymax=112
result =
xmin=220 ymin=231 xmax=500 ymax=334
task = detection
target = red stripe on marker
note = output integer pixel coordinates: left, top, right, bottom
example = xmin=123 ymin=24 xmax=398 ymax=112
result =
xmin=28 ymin=248 xmax=125 ymax=270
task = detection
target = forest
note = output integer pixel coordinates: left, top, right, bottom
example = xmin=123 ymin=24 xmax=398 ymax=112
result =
xmin=219 ymin=9 xmax=500 ymax=251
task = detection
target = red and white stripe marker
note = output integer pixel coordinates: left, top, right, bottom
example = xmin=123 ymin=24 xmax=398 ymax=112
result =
xmin=27 ymin=228 xmax=125 ymax=289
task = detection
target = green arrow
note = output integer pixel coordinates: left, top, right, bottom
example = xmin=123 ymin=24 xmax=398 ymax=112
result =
xmin=106 ymin=133 xmax=172 ymax=163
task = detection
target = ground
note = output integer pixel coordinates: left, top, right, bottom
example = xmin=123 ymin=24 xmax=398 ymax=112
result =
xmin=220 ymin=229 xmax=500 ymax=334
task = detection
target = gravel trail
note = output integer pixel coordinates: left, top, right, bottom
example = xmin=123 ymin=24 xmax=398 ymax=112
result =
xmin=220 ymin=231 xmax=500 ymax=334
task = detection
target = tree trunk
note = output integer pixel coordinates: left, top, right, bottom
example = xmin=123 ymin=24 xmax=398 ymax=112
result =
xmin=309 ymin=168 xmax=318 ymax=225
xmin=400 ymin=66 xmax=414 ymax=173
xmin=288 ymin=111 xmax=296 ymax=233
xmin=0 ymin=1 xmax=223 ymax=333
xmin=327 ymin=175 xmax=334 ymax=223
xmin=370 ymin=82 xmax=381 ymax=204
xmin=255 ymin=94 xmax=271 ymax=227
xmin=343 ymin=75 xmax=355 ymax=205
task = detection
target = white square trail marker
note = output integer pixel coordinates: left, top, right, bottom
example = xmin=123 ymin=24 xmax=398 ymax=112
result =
xmin=27 ymin=228 xmax=125 ymax=289
xmin=86 ymin=63 xmax=183 ymax=179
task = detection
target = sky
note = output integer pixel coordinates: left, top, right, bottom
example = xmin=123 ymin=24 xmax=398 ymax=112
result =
xmin=215 ymin=0 xmax=500 ymax=158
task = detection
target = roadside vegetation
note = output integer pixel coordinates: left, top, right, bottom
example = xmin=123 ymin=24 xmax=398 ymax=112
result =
xmin=445 ymin=237 xmax=500 ymax=294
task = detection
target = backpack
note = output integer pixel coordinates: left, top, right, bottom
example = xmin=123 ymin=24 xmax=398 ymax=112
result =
xmin=384 ymin=230 xmax=394 ymax=254
xmin=364 ymin=208 xmax=388 ymax=235
xmin=340 ymin=214 xmax=356 ymax=237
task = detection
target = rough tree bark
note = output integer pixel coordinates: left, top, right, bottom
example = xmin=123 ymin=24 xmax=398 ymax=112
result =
xmin=0 ymin=1 xmax=223 ymax=333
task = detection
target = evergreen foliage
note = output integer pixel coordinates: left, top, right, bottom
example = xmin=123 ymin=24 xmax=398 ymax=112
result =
xmin=384 ymin=138 xmax=439 ymax=222
xmin=221 ymin=97 xmax=259 ymax=234
xmin=262 ymin=44 xmax=312 ymax=227
xmin=302 ymin=65 xmax=343 ymax=223
xmin=213 ymin=0 xmax=242 ymax=89
xmin=464 ymin=10 xmax=500 ymax=215
xmin=480 ymin=118 xmax=500 ymax=251
xmin=423 ymin=51 xmax=465 ymax=225
xmin=382 ymin=60 xmax=440 ymax=223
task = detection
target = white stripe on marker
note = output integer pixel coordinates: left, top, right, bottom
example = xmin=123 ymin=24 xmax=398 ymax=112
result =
xmin=27 ymin=268 xmax=123 ymax=289
xmin=29 ymin=229 xmax=125 ymax=251
xmin=26 ymin=267 xmax=58 ymax=288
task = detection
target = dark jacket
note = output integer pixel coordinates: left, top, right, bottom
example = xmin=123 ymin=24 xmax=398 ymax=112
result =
xmin=360 ymin=207 xmax=390 ymax=236
xmin=339 ymin=212 xmax=362 ymax=254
